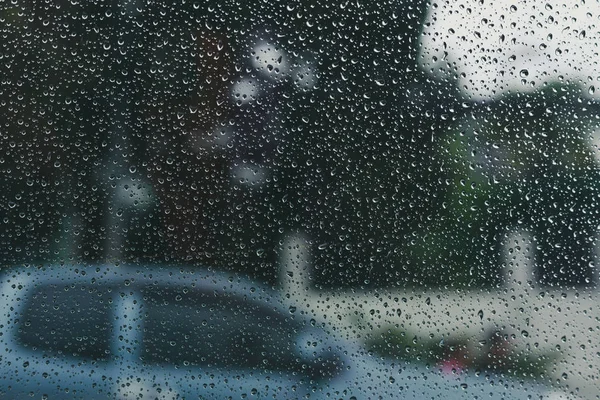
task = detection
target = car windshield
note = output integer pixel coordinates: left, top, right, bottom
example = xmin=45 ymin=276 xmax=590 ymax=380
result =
xmin=1 ymin=0 xmax=598 ymax=399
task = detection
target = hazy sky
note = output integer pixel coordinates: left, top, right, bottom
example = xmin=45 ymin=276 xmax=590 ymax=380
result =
xmin=419 ymin=1 xmax=600 ymax=101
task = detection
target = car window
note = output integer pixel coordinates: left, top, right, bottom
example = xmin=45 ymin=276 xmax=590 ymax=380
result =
xmin=140 ymin=288 xmax=341 ymax=378
xmin=17 ymin=284 xmax=112 ymax=361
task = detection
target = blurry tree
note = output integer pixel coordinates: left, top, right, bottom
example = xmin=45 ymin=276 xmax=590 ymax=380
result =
xmin=415 ymin=85 xmax=600 ymax=287
xmin=0 ymin=0 xmax=166 ymax=265
xmin=3 ymin=0 xmax=597 ymax=290
xmin=273 ymin=0 xmax=458 ymax=287
xmin=134 ymin=0 xmax=452 ymax=285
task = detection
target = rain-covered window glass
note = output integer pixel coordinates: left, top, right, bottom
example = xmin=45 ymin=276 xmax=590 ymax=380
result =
xmin=1 ymin=0 xmax=598 ymax=399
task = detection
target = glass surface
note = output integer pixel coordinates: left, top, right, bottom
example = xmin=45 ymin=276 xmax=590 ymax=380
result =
xmin=0 ymin=0 xmax=598 ymax=399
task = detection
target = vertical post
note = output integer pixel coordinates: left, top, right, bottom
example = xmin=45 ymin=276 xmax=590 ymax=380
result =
xmin=279 ymin=232 xmax=312 ymax=296
xmin=503 ymin=229 xmax=535 ymax=289
xmin=111 ymin=292 xmax=143 ymax=362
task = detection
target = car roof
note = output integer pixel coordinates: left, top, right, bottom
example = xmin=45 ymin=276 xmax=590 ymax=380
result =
xmin=3 ymin=263 xmax=268 ymax=288
xmin=0 ymin=264 xmax=285 ymax=313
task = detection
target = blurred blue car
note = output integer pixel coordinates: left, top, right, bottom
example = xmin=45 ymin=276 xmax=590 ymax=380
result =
xmin=0 ymin=265 xmax=575 ymax=399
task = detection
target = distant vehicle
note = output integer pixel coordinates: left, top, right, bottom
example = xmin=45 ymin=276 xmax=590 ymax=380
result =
xmin=0 ymin=265 xmax=576 ymax=399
